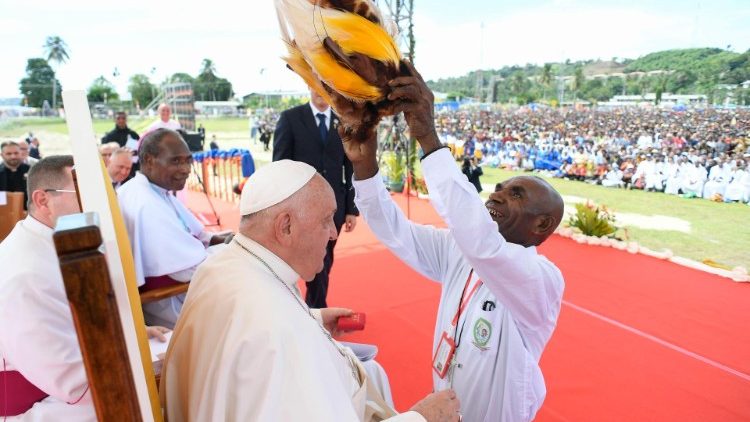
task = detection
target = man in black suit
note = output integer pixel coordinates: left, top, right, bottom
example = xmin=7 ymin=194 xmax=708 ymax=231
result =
xmin=0 ymin=141 xmax=32 ymax=208
xmin=273 ymin=89 xmax=359 ymax=308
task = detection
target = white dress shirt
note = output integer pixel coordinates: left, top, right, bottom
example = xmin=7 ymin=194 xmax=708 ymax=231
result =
xmin=354 ymin=148 xmax=564 ymax=422
xmin=309 ymin=102 xmax=332 ymax=130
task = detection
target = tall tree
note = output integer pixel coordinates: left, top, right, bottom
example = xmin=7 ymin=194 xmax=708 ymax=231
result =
xmin=168 ymin=73 xmax=195 ymax=84
xmin=43 ymin=36 xmax=70 ymax=112
xmin=194 ymin=59 xmax=233 ymax=101
xmin=572 ymin=65 xmax=585 ymax=99
xmin=19 ymin=58 xmax=62 ymax=108
xmin=87 ymin=76 xmax=119 ymax=103
xmin=128 ymin=74 xmax=156 ymax=109
xmin=540 ymin=63 xmax=553 ymax=100
xmin=200 ymin=59 xmax=217 ymax=77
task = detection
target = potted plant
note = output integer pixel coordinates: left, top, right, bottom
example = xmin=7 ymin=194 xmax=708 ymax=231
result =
xmin=381 ymin=150 xmax=405 ymax=192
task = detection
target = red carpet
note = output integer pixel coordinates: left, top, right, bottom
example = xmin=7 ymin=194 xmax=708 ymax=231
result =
xmin=187 ymin=190 xmax=750 ymax=421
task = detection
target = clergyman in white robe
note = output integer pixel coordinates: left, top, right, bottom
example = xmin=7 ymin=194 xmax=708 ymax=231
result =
xmin=118 ymin=172 xmax=213 ymax=327
xmin=0 ymin=217 xmax=96 ymax=422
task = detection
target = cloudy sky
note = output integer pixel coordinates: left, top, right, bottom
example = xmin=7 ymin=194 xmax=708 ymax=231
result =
xmin=1 ymin=0 xmax=748 ymax=99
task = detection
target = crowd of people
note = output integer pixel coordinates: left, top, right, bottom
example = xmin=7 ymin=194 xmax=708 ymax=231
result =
xmin=437 ymin=107 xmax=750 ymax=203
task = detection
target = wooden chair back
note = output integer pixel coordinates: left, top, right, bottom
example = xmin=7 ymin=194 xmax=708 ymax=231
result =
xmin=0 ymin=192 xmax=26 ymax=241
xmin=54 ymin=212 xmax=143 ymax=421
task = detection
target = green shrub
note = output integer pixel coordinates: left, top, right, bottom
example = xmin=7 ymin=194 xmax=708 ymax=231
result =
xmin=568 ymin=201 xmax=618 ymax=237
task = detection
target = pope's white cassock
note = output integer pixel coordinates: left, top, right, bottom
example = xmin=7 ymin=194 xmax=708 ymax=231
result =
xmin=353 ymin=148 xmax=564 ymax=422
xmin=118 ymin=172 xmax=214 ymax=327
xmin=161 ymin=161 xmax=422 ymax=422
xmin=0 ymin=217 xmax=96 ymax=421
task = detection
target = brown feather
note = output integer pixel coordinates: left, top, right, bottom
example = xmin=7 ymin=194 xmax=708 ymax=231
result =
xmin=306 ymin=0 xmax=381 ymax=24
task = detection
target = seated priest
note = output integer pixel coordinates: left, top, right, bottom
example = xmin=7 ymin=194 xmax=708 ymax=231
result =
xmin=161 ymin=160 xmax=460 ymax=422
xmin=0 ymin=156 xmax=169 ymax=420
xmin=118 ymin=129 xmax=231 ymax=328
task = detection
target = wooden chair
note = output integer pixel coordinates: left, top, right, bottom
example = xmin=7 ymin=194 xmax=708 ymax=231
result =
xmin=0 ymin=192 xmax=26 ymax=241
xmin=54 ymin=212 xmax=143 ymax=420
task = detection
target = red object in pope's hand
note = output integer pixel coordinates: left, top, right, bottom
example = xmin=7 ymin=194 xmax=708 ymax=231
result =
xmin=337 ymin=312 xmax=366 ymax=331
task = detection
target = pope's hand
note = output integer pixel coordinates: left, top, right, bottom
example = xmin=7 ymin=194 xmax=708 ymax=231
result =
xmin=146 ymin=326 xmax=171 ymax=342
xmin=320 ymin=307 xmax=354 ymax=337
xmin=410 ymin=389 xmax=461 ymax=422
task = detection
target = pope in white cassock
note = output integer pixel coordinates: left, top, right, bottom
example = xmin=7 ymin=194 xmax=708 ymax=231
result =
xmin=161 ymin=160 xmax=461 ymax=422
xmin=335 ymin=61 xmax=566 ymax=422
xmin=118 ymin=129 xmax=231 ymax=328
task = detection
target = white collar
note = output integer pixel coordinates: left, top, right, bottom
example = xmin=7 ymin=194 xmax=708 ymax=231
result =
xmin=135 ymin=172 xmax=169 ymax=196
xmin=233 ymin=234 xmax=300 ymax=289
xmin=309 ymin=102 xmax=331 ymax=121
xmin=22 ymin=215 xmax=53 ymax=237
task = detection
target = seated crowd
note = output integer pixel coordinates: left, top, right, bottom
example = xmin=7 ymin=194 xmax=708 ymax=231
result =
xmin=437 ymin=107 xmax=750 ymax=203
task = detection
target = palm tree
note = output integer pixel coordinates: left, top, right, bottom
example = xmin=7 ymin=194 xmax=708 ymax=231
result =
xmin=44 ymin=36 xmax=70 ymax=112
xmin=540 ymin=63 xmax=553 ymax=101
xmin=200 ymin=59 xmax=217 ymax=77
xmin=572 ymin=65 xmax=585 ymax=100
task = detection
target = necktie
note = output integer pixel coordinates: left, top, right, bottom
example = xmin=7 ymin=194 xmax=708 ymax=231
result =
xmin=316 ymin=113 xmax=328 ymax=145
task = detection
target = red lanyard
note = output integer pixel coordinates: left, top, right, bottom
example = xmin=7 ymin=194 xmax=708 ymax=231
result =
xmin=451 ymin=269 xmax=483 ymax=327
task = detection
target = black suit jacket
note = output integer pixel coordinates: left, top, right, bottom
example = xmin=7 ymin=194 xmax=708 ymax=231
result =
xmin=272 ymin=104 xmax=358 ymax=228
xmin=0 ymin=162 xmax=31 ymax=209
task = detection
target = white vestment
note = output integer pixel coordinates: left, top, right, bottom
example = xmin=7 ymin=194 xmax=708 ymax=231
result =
xmin=145 ymin=119 xmax=182 ymax=132
xmin=664 ymin=162 xmax=682 ymax=195
xmin=161 ymin=234 xmax=422 ymax=422
xmin=725 ymin=169 xmax=750 ymax=202
xmin=703 ymin=165 xmax=730 ymax=199
xmin=0 ymin=217 xmax=96 ymax=422
xmin=682 ymin=165 xmax=708 ymax=197
xmin=354 ymin=148 xmax=564 ymax=422
xmin=601 ymin=169 xmax=624 ymax=188
xmin=118 ymin=172 xmax=212 ymax=327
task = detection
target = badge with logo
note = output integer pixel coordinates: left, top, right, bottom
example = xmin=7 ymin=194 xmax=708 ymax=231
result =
xmin=472 ymin=318 xmax=492 ymax=350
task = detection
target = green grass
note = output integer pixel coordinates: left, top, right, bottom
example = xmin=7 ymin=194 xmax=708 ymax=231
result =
xmin=0 ymin=117 xmax=249 ymax=139
xmin=480 ymin=166 xmax=750 ymax=269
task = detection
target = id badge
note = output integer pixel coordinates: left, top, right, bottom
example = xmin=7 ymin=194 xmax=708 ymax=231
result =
xmin=432 ymin=332 xmax=456 ymax=379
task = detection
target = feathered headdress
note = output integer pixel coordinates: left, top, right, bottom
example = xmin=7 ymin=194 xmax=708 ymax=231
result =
xmin=275 ymin=0 xmax=404 ymax=109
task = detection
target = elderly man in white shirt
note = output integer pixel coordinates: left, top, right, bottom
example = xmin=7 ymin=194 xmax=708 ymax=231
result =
xmin=118 ymin=129 xmax=230 ymax=327
xmin=145 ymin=103 xmax=182 ymax=132
xmin=335 ymin=61 xmax=565 ymax=422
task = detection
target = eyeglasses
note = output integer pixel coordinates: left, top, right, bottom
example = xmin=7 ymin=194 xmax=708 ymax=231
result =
xmin=44 ymin=189 xmax=77 ymax=194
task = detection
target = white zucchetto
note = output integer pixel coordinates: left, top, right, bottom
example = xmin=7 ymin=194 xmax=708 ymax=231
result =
xmin=240 ymin=160 xmax=317 ymax=215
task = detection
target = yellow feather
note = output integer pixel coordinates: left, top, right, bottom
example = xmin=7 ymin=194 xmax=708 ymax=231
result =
xmin=322 ymin=12 xmax=401 ymax=64
xmin=310 ymin=49 xmax=382 ymax=101
xmin=282 ymin=43 xmax=335 ymax=106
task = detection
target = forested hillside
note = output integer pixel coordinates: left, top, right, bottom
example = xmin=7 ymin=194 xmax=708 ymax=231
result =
xmin=427 ymin=48 xmax=750 ymax=105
